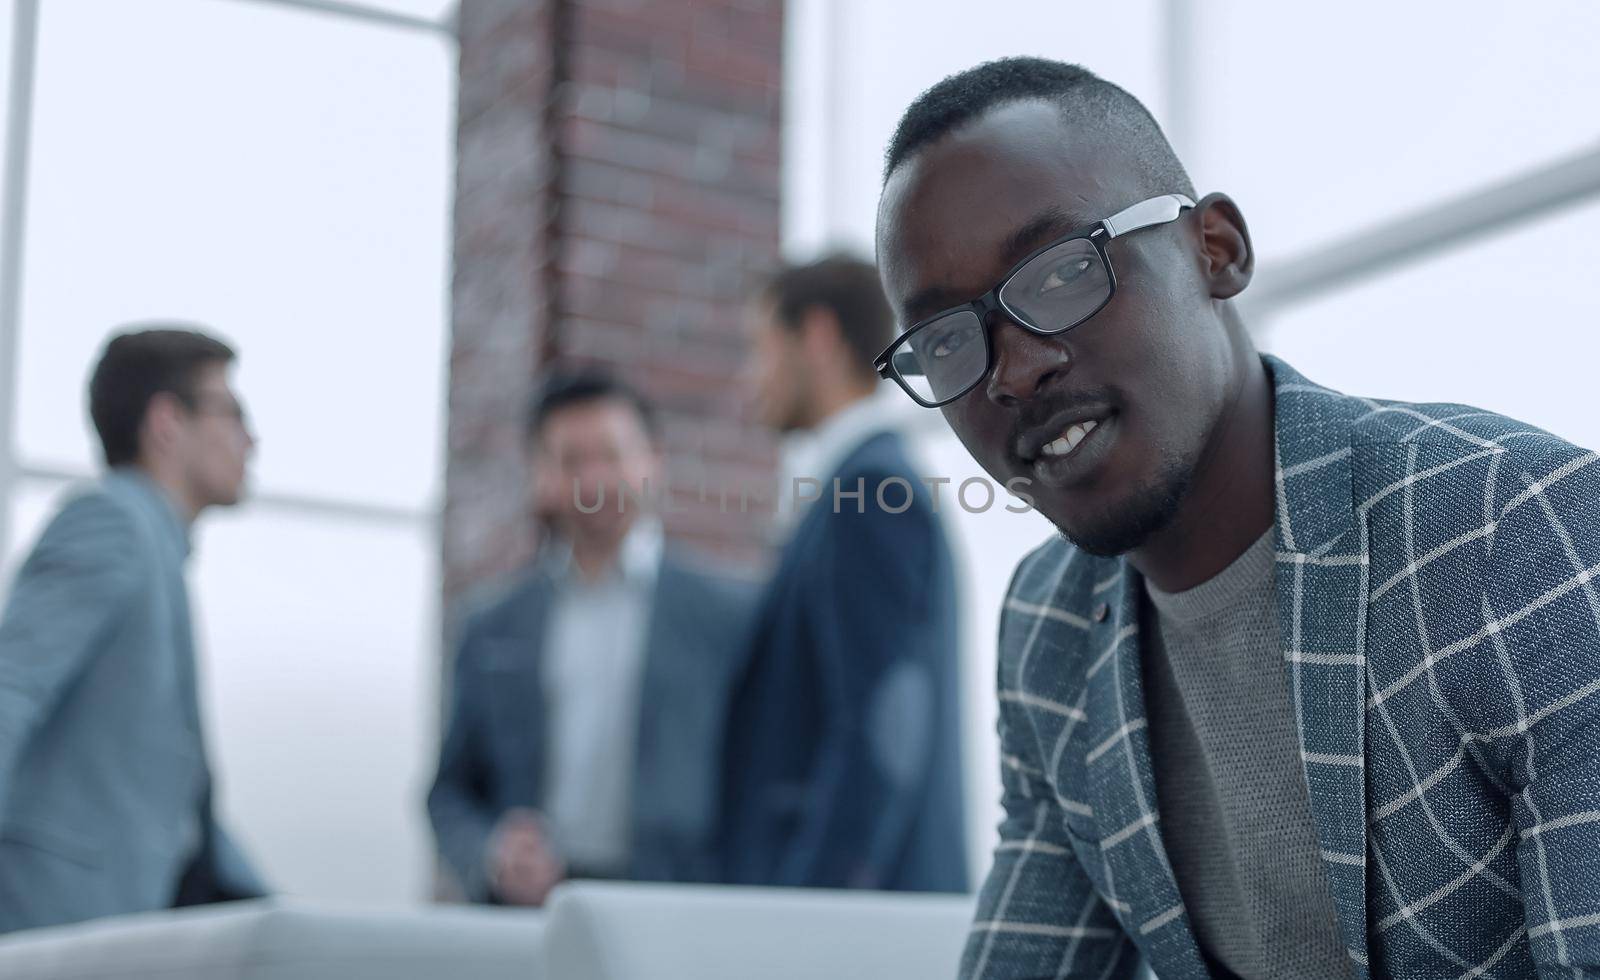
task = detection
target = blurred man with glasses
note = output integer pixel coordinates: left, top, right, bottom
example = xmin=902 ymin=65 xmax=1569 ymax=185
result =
xmin=876 ymin=57 xmax=1600 ymax=978
xmin=0 ymin=327 xmax=266 ymax=933
xmin=720 ymin=256 xmax=967 ymax=893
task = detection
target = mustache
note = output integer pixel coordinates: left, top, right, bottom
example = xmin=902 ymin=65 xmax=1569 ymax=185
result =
xmin=1009 ymin=389 xmax=1117 ymax=445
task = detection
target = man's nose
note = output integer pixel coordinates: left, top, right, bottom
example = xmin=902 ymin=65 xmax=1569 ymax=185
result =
xmin=985 ymin=316 xmax=1071 ymax=408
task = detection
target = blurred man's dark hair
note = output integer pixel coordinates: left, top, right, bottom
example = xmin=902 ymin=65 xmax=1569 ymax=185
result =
xmin=89 ymin=327 xmax=237 ymax=467
xmin=525 ymin=368 xmax=659 ymax=443
xmin=761 ymin=254 xmax=894 ymax=381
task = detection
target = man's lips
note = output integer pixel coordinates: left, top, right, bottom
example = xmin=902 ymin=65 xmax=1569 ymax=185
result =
xmin=1014 ymin=406 xmax=1115 ymax=463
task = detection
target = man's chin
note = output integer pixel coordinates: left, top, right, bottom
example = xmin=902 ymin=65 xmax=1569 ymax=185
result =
xmin=1041 ymin=479 xmax=1190 ymax=559
xmin=1050 ymin=521 xmax=1147 ymax=558
xmin=214 ymin=480 xmax=248 ymax=508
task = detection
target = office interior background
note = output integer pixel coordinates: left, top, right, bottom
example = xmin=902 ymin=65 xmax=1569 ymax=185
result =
xmin=0 ymin=0 xmax=1597 ymax=905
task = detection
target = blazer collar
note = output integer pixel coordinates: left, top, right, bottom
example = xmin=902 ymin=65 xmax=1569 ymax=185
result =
xmin=535 ymin=518 xmax=665 ymax=589
xmin=105 ymin=467 xmax=192 ymax=563
xmin=1266 ymin=354 xmax=1374 ymax=975
xmin=1260 ymin=355 xmax=1376 ymax=973
xmin=1082 ymin=355 xmax=1374 ymax=976
xmin=1078 ymin=561 xmax=1210 ymax=978
xmin=1264 ymin=354 xmax=1365 ymax=555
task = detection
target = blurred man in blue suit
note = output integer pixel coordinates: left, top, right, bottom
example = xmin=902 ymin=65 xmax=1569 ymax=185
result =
xmin=428 ymin=372 xmax=755 ymax=905
xmin=0 ymin=327 xmax=267 ymax=934
xmin=721 ymin=256 xmax=968 ymax=893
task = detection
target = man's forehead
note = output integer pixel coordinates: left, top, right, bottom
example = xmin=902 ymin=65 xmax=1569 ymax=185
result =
xmin=877 ymin=106 xmax=1130 ymax=322
xmin=194 ymin=363 xmax=234 ymax=392
xmin=896 ymin=205 xmax=1088 ymax=316
xmin=883 ymin=99 xmax=1128 ymax=205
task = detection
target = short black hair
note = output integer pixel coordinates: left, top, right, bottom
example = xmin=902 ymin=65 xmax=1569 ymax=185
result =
xmin=883 ymin=57 xmax=1194 ymax=198
xmin=761 ymin=254 xmax=894 ymax=377
xmin=525 ymin=368 xmax=659 ymax=442
xmin=88 ymin=326 xmax=236 ymax=467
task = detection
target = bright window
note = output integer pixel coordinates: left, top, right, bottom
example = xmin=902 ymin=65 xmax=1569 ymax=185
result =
xmin=1 ymin=0 xmax=453 ymax=903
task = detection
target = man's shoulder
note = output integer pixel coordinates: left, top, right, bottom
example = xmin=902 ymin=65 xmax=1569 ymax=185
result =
xmin=832 ymin=429 xmax=919 ymax=484
xmin=3 ymin=483 xmax=151 ymax=623
xmin=1320 ymin=391 xmax=1600 ymax=641
xmin=1273 ymin=355 xmax=1579 ymax=473
xmin=804 ymin=430 xmax=948 ymax=549
xmin=653 ymin=549 xmax=759 ymax=675
xmin=32 ymin=480 xmax=149 ymax=560
xmin=452 ymin=567 xmax=545 ymax=642
xmin=56 ymin=478 xmax=141 ymax=523
xmin=1346 ymin=396 xmax=1598 ymax=518
xmin=1349 ymin=395 xmax=1574 ymax=456
xmin=1269 ymin=358 xmax=1598 ymax=531
xmin=660 ymin=546 xmax=760 ymax=612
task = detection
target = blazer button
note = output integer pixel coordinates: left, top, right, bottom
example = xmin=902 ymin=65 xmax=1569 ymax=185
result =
xmin=1092 ymin=603 xmax=1109 ymax=622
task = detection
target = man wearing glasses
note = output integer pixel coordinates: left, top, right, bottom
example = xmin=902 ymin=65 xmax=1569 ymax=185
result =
xmin=0 ymin=327 xmax=266 ymax=933
xmin=876 ymin=58 xmax=1600 ymax=978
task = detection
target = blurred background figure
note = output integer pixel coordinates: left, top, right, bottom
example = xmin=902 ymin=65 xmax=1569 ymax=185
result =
xmin=428 ymin=371 xmax=755 ymax=906
xmin=0 ymin=327 xmax=266 ymax=933
xmin=720 ymin=256 xmax=967 ymax=892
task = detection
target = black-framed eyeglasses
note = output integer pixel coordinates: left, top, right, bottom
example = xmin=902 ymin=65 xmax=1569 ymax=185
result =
xmin=874 ymin=193 xmax=1196 ymax=408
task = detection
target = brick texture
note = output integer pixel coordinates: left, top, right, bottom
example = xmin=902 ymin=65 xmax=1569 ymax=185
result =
xmin=444 ymin=0 xmax=783 ymax=608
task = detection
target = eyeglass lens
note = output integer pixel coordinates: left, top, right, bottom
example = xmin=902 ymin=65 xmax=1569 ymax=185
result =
xmin=890 ymin=238 xmax=1110 ymax=405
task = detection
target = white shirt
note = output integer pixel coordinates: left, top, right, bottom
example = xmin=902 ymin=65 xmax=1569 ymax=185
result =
xmin=537 ymin=518 xmax=663 ymax=873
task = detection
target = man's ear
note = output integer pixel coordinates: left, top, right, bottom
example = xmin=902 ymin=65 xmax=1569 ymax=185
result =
xmin=1194 ymin=192 xmax=1253 ymax=300
xmin=530 ymin=451 xmax=565 ymax=524
xmin=797 ymin=305 xmax=847 ymax=369
xmin=139 ymin=391 xmax=186 ymax=460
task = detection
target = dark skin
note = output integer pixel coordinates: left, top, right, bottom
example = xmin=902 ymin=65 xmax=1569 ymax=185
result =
xmin=877 ymin=99 xmax=1274 ymax=593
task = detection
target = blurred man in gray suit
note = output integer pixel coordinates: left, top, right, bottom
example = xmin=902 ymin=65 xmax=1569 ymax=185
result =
xmin=0 ymin=327 xmax=267 ymax=934
xmin=428 ymin=371 xmax=754 ymax=906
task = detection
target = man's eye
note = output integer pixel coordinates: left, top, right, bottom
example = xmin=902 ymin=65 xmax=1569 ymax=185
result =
xmin=1037 ymin=257 xmax=1094 ymax=296
xmin=929 ymin=330 xmax=970 ymax=359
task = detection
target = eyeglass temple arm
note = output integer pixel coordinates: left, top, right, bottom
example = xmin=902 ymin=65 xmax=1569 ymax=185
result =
xmin=1101 ymin=194 xmax=1197 ymax=238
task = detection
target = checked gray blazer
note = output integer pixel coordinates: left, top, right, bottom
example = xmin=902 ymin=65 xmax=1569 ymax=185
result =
xmin=963 ymin=356 xmax=1600 ymax=979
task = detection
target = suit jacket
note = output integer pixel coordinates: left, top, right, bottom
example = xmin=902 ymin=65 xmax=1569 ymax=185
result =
xmin=721 ymin=430 xmax=968 ymax=893
xmin=427 ymin=546 xmax=755 ymax=900
xmin=963 ymin=355 xmax=1600 ymax=978
xmin=0 ymin=470 xmax=265 ymax=934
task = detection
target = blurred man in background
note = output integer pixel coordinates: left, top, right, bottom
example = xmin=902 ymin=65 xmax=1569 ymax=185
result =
xmin=428 ymin=371 xmax=754 ymax=905
xmin=720 ymin=256 xmax=967 ymax=893
xmin=0 ymin=327 xmax=266 ymax=934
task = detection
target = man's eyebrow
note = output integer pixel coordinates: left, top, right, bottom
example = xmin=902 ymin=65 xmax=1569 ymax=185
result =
xmin=1000 ymin=205 xmax=1093 ymax=266
xmin=897 ymin=205 xmax=1096 ymax=328
xmin=899 ymin=284 xmax=972 ymax=326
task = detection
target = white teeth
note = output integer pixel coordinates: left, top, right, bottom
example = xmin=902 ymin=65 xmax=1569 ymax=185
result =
xmin=1039 ymin=419 xmax=1100 ymax=458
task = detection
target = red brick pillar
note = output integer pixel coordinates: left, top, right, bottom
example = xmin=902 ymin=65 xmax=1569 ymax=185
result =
xmin=444 ymin=0 xmax=784 ymax=606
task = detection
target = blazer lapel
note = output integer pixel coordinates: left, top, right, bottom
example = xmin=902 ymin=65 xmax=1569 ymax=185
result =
xmin=1080 ymin=563 xmax=1209 ymax=978
xmin=628 ymin=555 xmax=721 ymax=880
xmin=631 ymin=563 xmax=685 ymax=834
xmin=1265 ymin=355 xmax=1372 ymax=977
xmin=483 ymin=576 xmax=552 ymax=805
